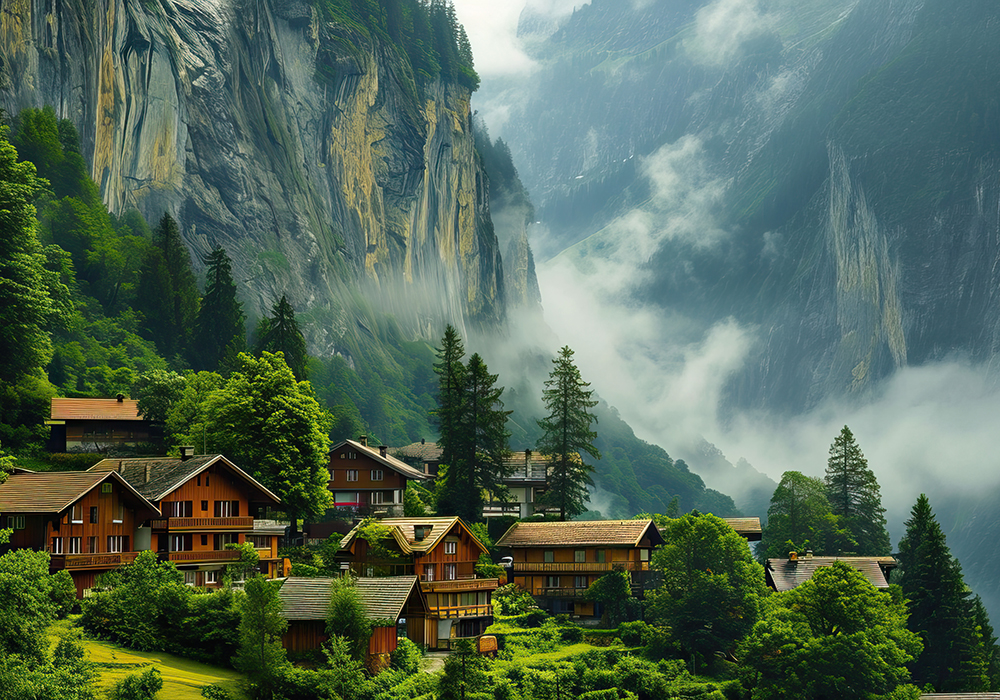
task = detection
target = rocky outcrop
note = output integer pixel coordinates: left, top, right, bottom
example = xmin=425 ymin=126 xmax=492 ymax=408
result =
xmin=0 ymin=0 xmax=509 ymax=353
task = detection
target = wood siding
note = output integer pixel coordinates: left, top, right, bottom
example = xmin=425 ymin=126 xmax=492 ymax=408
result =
xmin=328 ymin=449 xmax=408 ymax=490
xmin=47 ymin=479 xmax=139 ymax=555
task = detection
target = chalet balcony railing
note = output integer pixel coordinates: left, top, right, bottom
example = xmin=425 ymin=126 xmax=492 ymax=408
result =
xmin=421 ymin=578 xmax=499 ymax=593
xmin=50 ymin=552 xmax=140 ymax=569
xmin=537 ymin=587 xmax=588 ymax=598
xmin=428 ymin=604 xmax=494 ymax=618
xmin=512 ymin=561 xmax=648 ymax=573
xmin=159 ymin=550 xmax=242 ymax=562
xmin=149 ymin=517 xmax=255 ymax=530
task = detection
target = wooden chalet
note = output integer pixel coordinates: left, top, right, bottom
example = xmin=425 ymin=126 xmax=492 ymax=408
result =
xmin=46 ymin=396 xmax=155 ymax=452
xmin=496 ymin=519 xmax=665 ymax=617
xmin=0 ymin=468 xmax=160 ymax=596
xmin=327 ymin=437 xmax=430 ymax=518
xmin=722 ymin=517 xmax=762 ymax=541
xmin=765 ymin=553 xmax=898 ymax=592
xmin=393 ymin=440 xmax=442 ymax=477
xmin=339 ymin=517 xmax=499 ymax=649
xmin=88 ymin=453 xmax=284 ymax=586
xmin=484 ymin=450 xmax=560 ymax=519
xmin=278 ymin=575 xmax=427 ymax=671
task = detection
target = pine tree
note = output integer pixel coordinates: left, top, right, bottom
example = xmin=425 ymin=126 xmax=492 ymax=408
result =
xmin=824 ymin=425 xmax=891 ymax=555
xmin=432 ymin=324 xmax=466 ymax=475
xmin=536 ymin=346 xmax=599 ymax=521
xmin=253 ymin=295 xmax=308 ymax=381
xmin=759 ymin=471 xmax=856 ymax=560
xmin=193 ymin=247 xmax=245 ymax=372
xmin=896 ymin=494 xmax=989 ymax=692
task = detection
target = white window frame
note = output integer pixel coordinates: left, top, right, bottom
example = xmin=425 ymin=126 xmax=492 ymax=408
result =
xmin=445 ymin=541 xmax=457 ymax=555
xmin=444 ymin=563 xmax=457 ymax=580
xmin=51 ymin=537 xmax=64 ymax=554
xmin=7 ymin=515 xmax=24 ymax=529
xmin=424 ymin=564 xmax=435 ymax=582
xmin=371 ymin=469 xmax=383 ymax=481
xmin=205 ymin=570 xmax=218 ymax=584
xmin=346 ymin=470 xmax=359 ymax=482
xmin=71 ymin=504 xmax=83 ymax=524
xmin=107 ymin=536 xmax=124 ymax=553
xmin=169 ymin=534 xmax=187 ymax=552
xmin=69 ymin=537 xmax=82 ymax=554
xmin=113 ymin=504 xmax=124 ymax=524
xmin=371 ymin=491 xmax=385 ymax=505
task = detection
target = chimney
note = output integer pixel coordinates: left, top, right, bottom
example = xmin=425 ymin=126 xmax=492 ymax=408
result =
xmin=179 ymin=446 xmax=194 ymax=461
xmin=379 ymin=445 xmax=387 ymax=458
xmin=144 ymin=465 xmax=151 ymax=483
xmin=789 ymin=551 xmax=798 ymax=562
xmin=118 ymin=460 xmax=124 ymax=474
xmin=525 ymin=448 xmax=531 ymax=477
xmin=420 ymin=438 xmax=425 ymax=445
xmin=359 ymin=434 xmax=368 ymax=447
xmin=116 ymin=393 xmax=124 ymax=402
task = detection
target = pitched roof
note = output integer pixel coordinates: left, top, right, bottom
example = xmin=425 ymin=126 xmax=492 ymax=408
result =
xmin=501 ymin=451 xmax=556 ymax=482
xmin=722 ymin=517 xmax=762 ymax=540
xmin=0 ymin=470 xmax=160 ymax=518
xmin=50 ymin=397 xmax=144 ymax=421
xmin=340 ymin=517 xmax=487 ymax=556
xmin=496 ymin=519 xmax=665 ymax=548
xmin=393 ymin=441 xmax=443 ymax=462
xmin=765 ymin=556 xmax=898 ymax=592
xmin=278 ymin=576 xmax=422 ymax=622
xmin=88 ymin=454 xmax=280 ymax=504
xmin=334 ymin=440 xmax=430 ymax=481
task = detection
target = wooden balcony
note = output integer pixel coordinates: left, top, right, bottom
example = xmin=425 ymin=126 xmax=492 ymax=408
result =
xmin=149 ymin=517 xmax=255 ymax=531
xmin=50 ymin=552 xmax=140 ymax=570
xmin=536 ymin=587 xmax=589 ymax=598
xmin=421 ymin=577 xmax=499 ymax=593
xmin=159 ymin=550 xmax=242 ymax=563
xmin=428 ymin=604 xmax=494 ymax=619
xmin=512 ymin=561 xmax=647 ymax=573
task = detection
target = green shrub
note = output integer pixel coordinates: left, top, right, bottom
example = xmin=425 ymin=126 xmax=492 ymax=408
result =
xmin=579 ymin=690 xmax=637 ymax=700
xmin=559 ymin=625 xmax=584 ymax=643
xmin=618 ymin=620 xmax=651 ymax=646
xmin=517 ymin=608 xmax=548 ymax=628
xmin=201 ymin=685 xmax=233 ymax=700
xmin=494 ymin=583 xmax=539 ymax=616
xmin=49 ymin=569 xmax=77 ymax=618
xmin=290 ymin=562 xmax=320 ymax=577
xmin=390 ymin=637 xmax=422 ymax=675
xmin=108 ymin=667 xmax=163 ymax=700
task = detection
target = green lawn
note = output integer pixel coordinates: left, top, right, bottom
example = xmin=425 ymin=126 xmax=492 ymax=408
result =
xmin=49 ymin=619 xmax=248 ymax=700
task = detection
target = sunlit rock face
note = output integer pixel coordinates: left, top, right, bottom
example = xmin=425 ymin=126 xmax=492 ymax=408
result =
xmin=486 ymin=0 xmax=1000 ymax=413
xmin=0 ymin=0 xmax=510 ymax=353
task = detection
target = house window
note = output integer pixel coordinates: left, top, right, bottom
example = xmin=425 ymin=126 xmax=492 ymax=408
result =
xmin=88 ymin=536 xmax=98 ymax=553
xmin=574 ymin=550 xmax=586 ymax=563
xmin=107 ymin=536 xmax=125 ymax=553
xmin=51 ymin=537 xmax=64 ymax=554
xmin=545 ymin=575 xmax=560 ymax=589
xmin=575 ymin=576 xmax=587 ymax=589
xmin=90 ymin=506 xmax=98 ymax=523
xmin=640 ymin=549 xmax=650 ymax=562
xmin=166 ymin=501 xmax=193 ymax=517
xmin=214 ymin=501 xmax=239 ymax=517
xmin=596 ymin=550 xmax=606 ymax=563
xmin=114 ymin=504 xmax=124 ymax=523
xmin=6 ymin=515 xmax=25 ymax=530
xmin=346 ymin=470 xmax=359 ymax=482
xmin=444 ymin=564 xmax=457 ymax=580
xmin=101 ymin=483 xmax=113 ymax=494
xmin=214 ymin=533 xmax=238 ymax=549
xmin=205 ymin=570 xmax=218 ymax=584
xmin=424 ymin=564 xmax=435 ymax=582
xmin=170 ymin=535 xmax=188 ymax=552
xmin=544 ymin=550 xmax=554 ymax=563
xmin=445 ymin=541 xmax=457 ymax=555
xmin=248 ymin=535 xmax=269 ymax=548
xmin=201 ymin=500 xmax=208 ymax=511
xmin=69 ymin=537 xmax=82 ymax=554
xmin=371 ymin=469 xmax=383 ymax=481
xmin=71 ymin=505 xmax=83 ymax=523
xmin=205 ymin=474 xmax=210 ymax=486
xmin=370 ymin=491 xmax=385 ymax=505
xmin=184 ymin=571 xmax=196 ymax=586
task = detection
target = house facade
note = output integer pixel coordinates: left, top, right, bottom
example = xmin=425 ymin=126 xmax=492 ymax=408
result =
xmin=327 ymin=438 xmax=431 ymax=518
xmin=496 ymin=519 xmax=665 ymax=617
xmin=339 ymin=516 xmax=498 ymax=649
xmin=0 ymin=468 xmax=160 ymax=596
xmin=46 ymin=396 xmax=155 ymax=452
xmin=88 ymin=453 xmax=284 ymax=586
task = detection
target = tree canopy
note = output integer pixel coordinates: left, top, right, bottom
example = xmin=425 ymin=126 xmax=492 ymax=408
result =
xmin=759 ymin=470 xmax=855 ymax=560
xmin=825 ymin=426 xmax=891 ymax=556
xmin=253 ymin=295 xmax=308 ymax=381
xmin=193 ymin=247 xmax=245 ymax=372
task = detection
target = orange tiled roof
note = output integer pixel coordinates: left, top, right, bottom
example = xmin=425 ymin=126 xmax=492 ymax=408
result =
xmin=50 ymin=397 xmax=143 ymax=421
xmin=340 ymin=516 xmax=488 ymax=556
xmin=0 ymin=470 xmax=159 ymax=518
xmin=765 ymin=556 xmax=898 ymax=592
xmin=496 ymin=519 xmax=665 ymax=548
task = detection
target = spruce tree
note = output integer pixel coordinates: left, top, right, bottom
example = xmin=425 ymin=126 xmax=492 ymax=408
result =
xmin=759 ymin=470 xmax=856 ymax=560
xmin=824 ymin=425 xmax=891 ymax=555
xmin=536 ymin=345 xmax=599 ymax=521
xmin=253 ymin=295 xmax=308 ymax=381
xmin=193 ymin=247 xmax=245 ymax=372
xmin=896 ymin=494 xmax=989 ymax=691
xmin=432 ymin=324 xmax=466 ymax=475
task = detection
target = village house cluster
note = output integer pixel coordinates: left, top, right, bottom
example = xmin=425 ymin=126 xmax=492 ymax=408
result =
xmin=0 ymin=398 xmax=902 ymax=671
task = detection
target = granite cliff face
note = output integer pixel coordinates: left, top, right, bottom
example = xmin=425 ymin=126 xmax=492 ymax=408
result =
xmin=0 ymin=0 xmax=508 ymax=354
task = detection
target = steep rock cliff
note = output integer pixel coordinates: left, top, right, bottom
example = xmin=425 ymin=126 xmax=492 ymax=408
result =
xmin=0 ymin=0 xmax=507 ymax=354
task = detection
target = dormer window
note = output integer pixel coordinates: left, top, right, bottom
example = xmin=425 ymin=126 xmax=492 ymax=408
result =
xmin=415 ymin=526 xmax=431 ymax=541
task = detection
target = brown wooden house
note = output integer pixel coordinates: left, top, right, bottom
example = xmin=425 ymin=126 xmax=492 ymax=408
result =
xmin=278 ymin=575 xmax=427 ymax=671
xmin=88 ymin=453 xmax=283 ymax=586
xmin=327 ymin=438 xmax=430 ymax=518
xmin=0 ymin=468 xmax=160 ymax=596
xmin=765 ymin=553 xmax=898 ymax=592
xmin=496 ymin=519 xmax=665 ymax=617
xmin=339 ymin=516 xmax=499 ymax=649
xmin=46 ymin=397 xmax=154 ymax=452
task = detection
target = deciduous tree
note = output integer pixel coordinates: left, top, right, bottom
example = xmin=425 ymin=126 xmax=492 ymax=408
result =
xmin=825 ymin=426 xmax=891 ymax=555
xmin=235 ymin=575 xmax=288 ymax=700
xmin=536 ymin=345 xmax=599 ymax=520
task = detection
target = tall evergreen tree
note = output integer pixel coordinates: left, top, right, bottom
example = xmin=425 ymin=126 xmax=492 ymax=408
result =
xmin=759 ymin=471 xmax=856 ymax=560
xmin=193 ymin=247 xmax=245 ymax=371
xmin=536 ymin=345 xmax=599 ymax=521
xmin=0 ymin=126 xmax=52 ymax=384
xmin=824 ymin=425 xmax=891 ymax=555
xmin=432 ymin=324 xmax=466 ymax=474
xmin=253 ymin=295 xmax=309 ymax=381
xmin=896 ymin=494 xmax=989 ymax=692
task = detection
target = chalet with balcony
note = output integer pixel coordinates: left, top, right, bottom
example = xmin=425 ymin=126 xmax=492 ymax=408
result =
xmin=765 ymin=553 xmax=898 ymax=592
xmin=46 ymin=396 xmax=155 ymax=452
xmin=339 ymin=516 xmax=498 ymax=649
xmin=484 ymin=450 xmax=557 ymax=519
xmin=327 ymin=438 xmax=431 ymax=518
xmin=278 ymin=575 xmax=427 ymax=671
xmin=88 ymin=452 xmax=283 ymax=586
xmin=0 ymin=468 xmax=160 ymax=596
xmin=496 ymin=519 xmax=665 ymax=617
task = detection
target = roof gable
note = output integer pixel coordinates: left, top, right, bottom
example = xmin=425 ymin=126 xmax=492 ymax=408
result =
xmin=765 ymin=556 xmax=898 ymax=592
xmin=0 ymin=470 xmax=160 ymax=518
xmin=331 ymin=440 xmax=430 ymax=481
xmin=496 ymin=519 xmax=665 ymax=548
xmin=341 ymin=517 xmax=488 ymax=556
xmin=88 ymin=454 xmax=280 ymax=504
xmin=278 ymin=576 xmax=423 ymax=622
